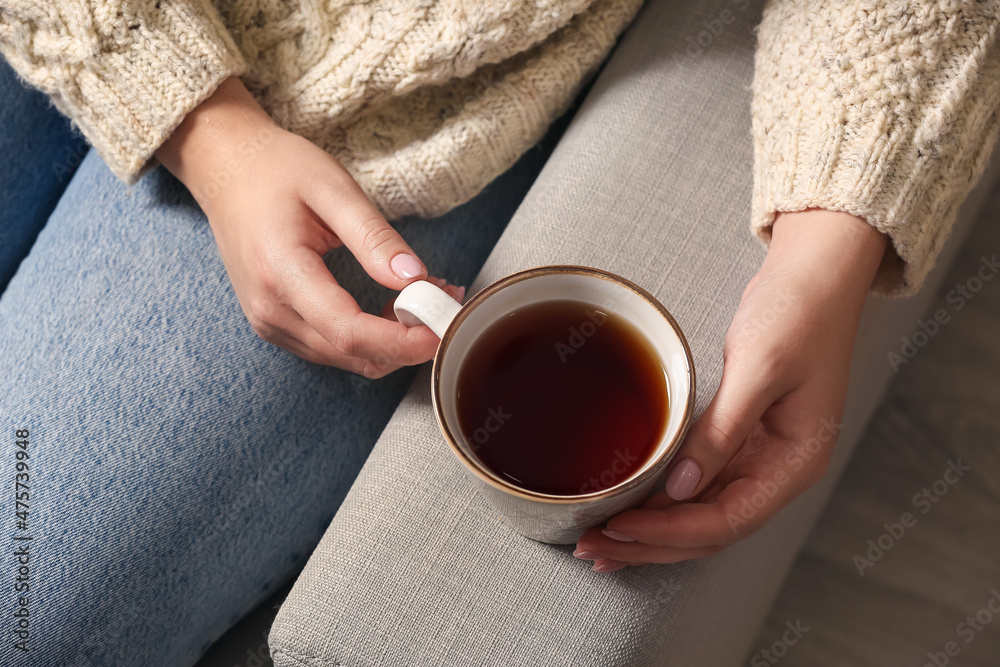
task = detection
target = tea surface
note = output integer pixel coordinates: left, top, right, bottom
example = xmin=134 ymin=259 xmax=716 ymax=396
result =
xmin=456 ymin=299 xmax=667 ymax=495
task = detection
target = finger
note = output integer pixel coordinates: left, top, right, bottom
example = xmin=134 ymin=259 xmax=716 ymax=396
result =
xmin=291 ymin=321 xmax=405 ymax=376
xmin=300 ymin=169 xmax=427 ymax=289
xmin=253 ymin=315 xmax=397 ymax=375
xmin=645 ymin=473 xmax=813 ymax=546
xmin=662 ymin=364 xmax=785 ymax=501
xmin=244 ymin=292 xmax=403 ymax=373
xmin=640 ymin=473 xmax=727 ymax=512
xmin=254 ymin=323 xmax=332 ymax=366
xmin=574 ymin=527 xmax=724 ymax=565
xmin=286 ymin=250 xmax=438 ymax=365
xmin=576 ymin=504 xmax=736 ymax=553
xmin=588 ymin=433 xmax=832 ymax=551
xmin=591 ymin=559 xmax=629 ymax=573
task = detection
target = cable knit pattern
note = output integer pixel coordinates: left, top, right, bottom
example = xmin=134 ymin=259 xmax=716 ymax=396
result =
xmin=0 ymin=0 xmax=640 ymax=219
xmin=321 ymin=1 xmax=641 ymax=218
xmin=753 ymin=0 xmax=1000 ymax=296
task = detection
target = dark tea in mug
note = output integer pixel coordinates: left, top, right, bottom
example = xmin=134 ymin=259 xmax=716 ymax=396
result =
xmin=455 ymin=299 xmax=668 ymax=495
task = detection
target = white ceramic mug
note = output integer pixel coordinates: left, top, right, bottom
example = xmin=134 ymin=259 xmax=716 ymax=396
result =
xmin=394 ymin=266 xmax=696 ymax=544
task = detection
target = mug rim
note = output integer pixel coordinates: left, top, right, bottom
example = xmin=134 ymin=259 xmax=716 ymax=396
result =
xmin=430 ymin=265 xmax=697 ymax=505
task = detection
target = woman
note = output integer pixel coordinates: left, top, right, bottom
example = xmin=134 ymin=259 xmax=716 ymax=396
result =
xmin=1 ymin=0 xmax=997 ymax=663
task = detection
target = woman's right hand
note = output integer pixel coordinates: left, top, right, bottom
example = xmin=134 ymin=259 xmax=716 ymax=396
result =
xmin=157 ymin=77 xmax=461 ymax=376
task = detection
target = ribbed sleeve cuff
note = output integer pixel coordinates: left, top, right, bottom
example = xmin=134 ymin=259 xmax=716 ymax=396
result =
xmin=54 ymin=1 xmax=246 ymax=183
xmin=750 ymin=1 xmax=1000 ymax=297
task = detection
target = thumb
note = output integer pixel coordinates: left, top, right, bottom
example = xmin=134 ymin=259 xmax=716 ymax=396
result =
xmin=663 ymin=366 xmax=780 ymax=501
xmin=304 ymin=168 xmax=427 ymax=289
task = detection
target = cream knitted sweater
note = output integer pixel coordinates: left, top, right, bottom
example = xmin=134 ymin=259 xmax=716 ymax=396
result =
xmin=753 ymin=1 xmax=1000 ymax=295
xmin=1 ymin=1 xmax=999 ymax=295
xmin=0 ymin=0 xmax=641 ymax=216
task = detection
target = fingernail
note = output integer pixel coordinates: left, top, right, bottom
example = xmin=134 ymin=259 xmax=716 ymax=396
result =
xmin=390 ymin=253 xmax=425 ymax=280
xmin=573 ymin=549 xmax=606 ymax=560
xmin=665 ymin=458 xmax=702 ymax=500
xmin=592 ymin=561 xmax=627 ymax=573
xmin=602 ymin=529 xmax=636 ymax=543
xmin=457 ymin=286 xmax=466 ymax=301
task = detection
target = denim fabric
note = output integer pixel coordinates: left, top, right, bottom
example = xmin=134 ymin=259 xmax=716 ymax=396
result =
xmin=0 ymin=116 xmax=558 ymax=663
xmin=0 ymin=58 xmax=90 ymax=294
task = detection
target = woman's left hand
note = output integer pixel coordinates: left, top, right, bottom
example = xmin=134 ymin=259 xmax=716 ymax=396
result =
xmin=574 ymin=209 xmax=887 ymax=572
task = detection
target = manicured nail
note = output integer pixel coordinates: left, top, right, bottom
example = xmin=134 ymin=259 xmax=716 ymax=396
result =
xmin=592 ymin=561 xmax=627 ymax=573
xmin=665 ymin=458 xmax=702 ymax=500
xmin=390 ymin=253 xmax=425 ymax=280
xmin=573 ymin=549 xmax=605 ymax=560
xmin=602 ymin=529 xmax=636 ymax=543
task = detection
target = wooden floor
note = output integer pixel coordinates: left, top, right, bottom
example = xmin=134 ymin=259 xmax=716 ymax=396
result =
xmin=753 ymin=189 xmax=1000 ymax=666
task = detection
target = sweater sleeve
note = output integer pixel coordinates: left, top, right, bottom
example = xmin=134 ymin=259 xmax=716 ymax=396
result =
xmin=0 ymin=0 xmax=246 ymax=183
xmin=751 ymin=0 xmax=1000 ymax=296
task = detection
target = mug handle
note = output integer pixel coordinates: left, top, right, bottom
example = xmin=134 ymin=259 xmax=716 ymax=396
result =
xmin=393 ymin=280 xmax=463 ymax=338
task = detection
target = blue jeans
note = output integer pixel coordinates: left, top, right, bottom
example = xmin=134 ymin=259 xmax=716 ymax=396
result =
xmin=0 ymin=59 xmax=559 ymax=665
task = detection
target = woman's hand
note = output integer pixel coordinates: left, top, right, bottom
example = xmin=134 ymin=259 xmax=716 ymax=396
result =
xmin=575 ymin=209 xmax=888 ymax=571
xmin=157 ymin=77 xmax=458 ymax=376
